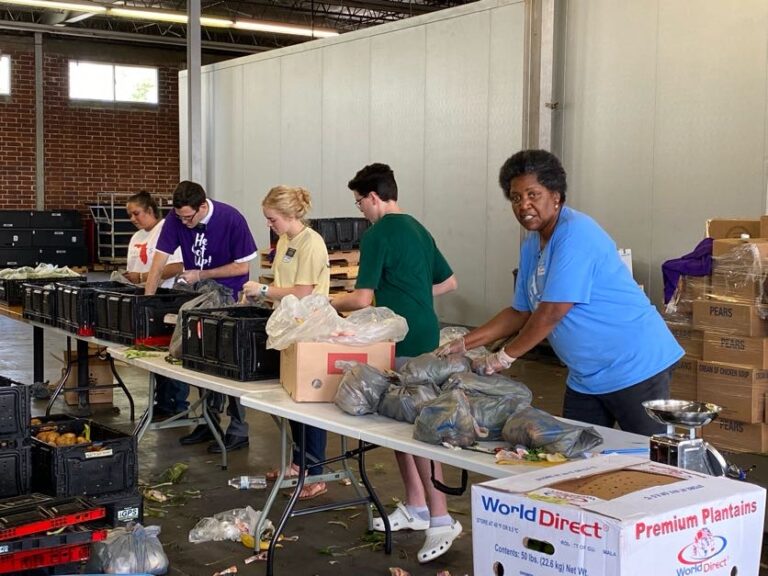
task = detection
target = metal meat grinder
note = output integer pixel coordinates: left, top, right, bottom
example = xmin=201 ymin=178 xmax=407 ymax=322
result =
xmin=642 ymin=399 xmax=729 ymax=477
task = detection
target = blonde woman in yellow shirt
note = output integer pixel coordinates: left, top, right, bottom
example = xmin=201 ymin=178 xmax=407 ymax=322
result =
xmin=242 ymin=185 xmax=330 ymax=500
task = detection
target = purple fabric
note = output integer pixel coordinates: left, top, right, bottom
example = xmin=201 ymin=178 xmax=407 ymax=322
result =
xmin=661 ymin=237 xmax=713 ymax=304
xmin=157 ymin=200 xmax=257 ymax=297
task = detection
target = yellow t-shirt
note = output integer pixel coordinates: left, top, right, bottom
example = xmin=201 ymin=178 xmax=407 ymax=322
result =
xmin=272 ymin=227 xmax=330 ymax=296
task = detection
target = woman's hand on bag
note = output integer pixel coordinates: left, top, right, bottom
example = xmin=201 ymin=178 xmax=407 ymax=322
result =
xmin=471 ymin=349 xmax=516 ymax=375
xmin=435 ymin=337 xmax=466 ymax=357
xmin=242 ymin=281 xmax=265 ymax=299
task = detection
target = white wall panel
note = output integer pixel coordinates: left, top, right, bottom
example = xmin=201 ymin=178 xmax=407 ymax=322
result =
xmin=207 ymin=66 xmax=243 ymax=203
xmin=484 ymin=2 xmax=526 ymax=316
xmin=424 ymin=11 xmax=491 ymax=324
xmin=242 ymin=58 xmax=282 ymax=255
xmin=370 ymin=26 xmax=427 ymax=220
xmin=280 ymin=50 xmax=323 ymax=212
xmin=321 ymin=40 xmax=371 ymax=217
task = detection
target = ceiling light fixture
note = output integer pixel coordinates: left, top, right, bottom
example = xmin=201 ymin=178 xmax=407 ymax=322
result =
xmin=0 ymin=0 xmax=339 ymax=37
xmin=234 ymin=20 xmax=338 ymax=38
xmin=0 ymin=0 xmax=105 ymax=12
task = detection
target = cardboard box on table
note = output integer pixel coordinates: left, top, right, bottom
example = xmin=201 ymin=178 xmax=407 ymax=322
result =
xmin=61 ymin=346 xmax=114 ymax=405
xmin=280 ymin=341 xmax=395 ymax=402
xmin=472 ymin=455 xmax=765 ymax=576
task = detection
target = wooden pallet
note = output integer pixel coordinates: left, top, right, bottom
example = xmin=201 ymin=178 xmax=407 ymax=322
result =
xmin=260 ymin=249 xmax=360 ymax=270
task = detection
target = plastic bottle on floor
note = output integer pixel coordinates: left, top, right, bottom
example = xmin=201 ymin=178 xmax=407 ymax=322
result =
xmin=228 ymin=475 xmax=267 ymax=490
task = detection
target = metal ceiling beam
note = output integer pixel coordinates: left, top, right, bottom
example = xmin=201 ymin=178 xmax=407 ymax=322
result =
xmin=0 ymin=18 xmax=268 ymax=52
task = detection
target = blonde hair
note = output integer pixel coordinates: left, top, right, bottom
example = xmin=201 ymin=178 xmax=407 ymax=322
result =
xmin=262 ymin=185 xmax=312 ymax=223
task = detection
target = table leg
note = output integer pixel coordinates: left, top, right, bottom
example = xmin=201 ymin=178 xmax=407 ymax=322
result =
xmin=201 ymin=392 xmax=227 ymax=470
xmin=75 ymin=339 xmax=90 ymax=413
xmin=45 ymin=336 xmax=74 ymax=416
xmin=32 ymin=325 xmax=44 ymax=385
xmin=107 ymin=353 xmax=134 ymax=421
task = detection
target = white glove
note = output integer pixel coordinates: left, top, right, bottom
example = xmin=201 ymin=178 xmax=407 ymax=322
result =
xmin=471 ymin=348 xmax=516 ymax=375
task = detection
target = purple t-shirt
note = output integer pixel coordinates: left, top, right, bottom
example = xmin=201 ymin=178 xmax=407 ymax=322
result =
xmin=157 ymin=199 xmax=257 ymax=297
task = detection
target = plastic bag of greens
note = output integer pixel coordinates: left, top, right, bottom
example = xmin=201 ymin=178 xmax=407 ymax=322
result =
xmin=501 ymin=405 xmax=603 ymax=458
xmin=92 ymin=523 xmax=169 ymax=574
xmin=377 ymin=381 xmax=440 ymax=423
xmin=413 ymin=389 xmax=485 ymax=447
xmin=398 ymin=353 xmax=471 ymax=387
xmin=334 ymin=362 xmax=400 ymax=416
xmin=442 ymin=372 xmax=533 ymax=440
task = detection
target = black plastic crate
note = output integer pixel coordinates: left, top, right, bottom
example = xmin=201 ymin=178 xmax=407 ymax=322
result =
xmin=31 ymin=230 xmax=85 ymax=248
xmin=0 ymin=524 xmax=107 ymax=556
xmin=0 ymin=249 xmax=37 ymax=268
xmin=0 ymin=494 xmax=105 ymax=542
xmin=310 ymin=217 xmax=370 ymax=250
xmin=0 ymin=446 xmax=31 ymax=499
xmin=87 ymin=490 xmax=143 ymax=528
xmin=0 ymin=230 xmax=32 ymax=248
xmin=181 ymin=305 xmax=280 ymax=381
xmin=0 ymin=211 xmax=31 ymax=229
xmin=55 ymin=280 xmax=127 ymax=336
xmin=36 ymin=247 xmax=88 ymax=267
xmin=93 ymin=286 xmax=196 ymax=346
xmin=0 ymin=376 xmax=30 ymax=441
xmin=31 ymin=417 xmax=137 ymax=498
xmin=0 ymin=276 xmax=83 ymax=306
xmin=22 ymin=283 xmax=60 ymax=326
xmin=29 ymin=211 xmax=81 ymax=230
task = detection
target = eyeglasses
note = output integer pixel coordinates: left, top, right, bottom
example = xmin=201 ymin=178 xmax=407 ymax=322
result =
xmin=177 ymin=206 xmax=200 ymax=223
xmin=354 ymin=195 xmax=367 ymax=209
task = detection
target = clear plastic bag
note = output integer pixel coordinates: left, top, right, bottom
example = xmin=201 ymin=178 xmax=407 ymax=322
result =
xmin=266 ymin=294 xmax=408 ymax=350
xmin=442 ymin=372 xmax=532 ymax=440
xmin=413 ymin=389 xmax=485 ymax=447
xmin=501 ymin=405 xmax=603 ymax=458
xmin=169 ymin=280 xmax=235 ymax=358
xmin=334 ymin=361 xmax=400 ymax=416
xmin=398 ymin=353 xmax=471 ymax=386
xmin=376 ymin=381 xmax=440 ymax=423
xmin=188 ymin=505 xmax=261 ymax=543
xmin=438 ymin=326 xmax=490 ymax=359
xmin=92 ymin=523 xmax=169 ymax=575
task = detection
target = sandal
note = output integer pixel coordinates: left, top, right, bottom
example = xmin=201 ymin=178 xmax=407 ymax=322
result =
xmin=417 ymin=520 xmax=463 ymax=563
xmin=266 ymin=465 xmax=300 ymax=482
xmin=372 ymin=502 xmax=430 ymax=532
xmin=298 ymin=482 xmax=327 ymax=501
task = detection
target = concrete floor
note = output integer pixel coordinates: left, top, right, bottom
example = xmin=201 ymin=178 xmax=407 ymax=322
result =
xmin=1 ymin=312 xmax=767 ymax=576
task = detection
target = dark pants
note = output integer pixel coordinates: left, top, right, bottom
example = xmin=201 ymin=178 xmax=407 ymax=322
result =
xmin=155 ymin=374 xmax=189 ymax=413
xmin=206 ymin=391 xmax=248 ymax=437
xmin=290 ymin=422 xmax=327 ymax=477
xmin=562 ymin=365 xmax=673 ymax=436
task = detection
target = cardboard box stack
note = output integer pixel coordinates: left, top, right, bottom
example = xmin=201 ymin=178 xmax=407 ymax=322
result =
xmin=666 ymin=217 xmax=768 ymax=453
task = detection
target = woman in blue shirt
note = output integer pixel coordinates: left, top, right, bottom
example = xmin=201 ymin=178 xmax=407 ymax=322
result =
xmin=439 ymin=149 xmax=683 ymax=435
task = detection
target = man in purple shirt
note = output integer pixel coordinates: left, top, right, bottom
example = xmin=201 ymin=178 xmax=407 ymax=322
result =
xmin=145 ymin=180 xmax=258 ymax=453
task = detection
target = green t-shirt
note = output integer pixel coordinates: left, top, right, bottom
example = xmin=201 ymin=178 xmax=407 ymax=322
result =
xmin=355 ymin=213 xmax=453 ymax=356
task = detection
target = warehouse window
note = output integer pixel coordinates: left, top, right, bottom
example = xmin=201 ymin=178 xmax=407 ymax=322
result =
xmin=69 ymin=61 xmax=158 ymax=104
xmin=0 ymin=55 xmax=10 ymax=96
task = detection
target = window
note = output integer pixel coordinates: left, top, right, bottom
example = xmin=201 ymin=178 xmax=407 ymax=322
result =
xmin=69 ymin=61 xmax=158 ymax=104
xmin=0 ymin=55 xmax=10 ymax=96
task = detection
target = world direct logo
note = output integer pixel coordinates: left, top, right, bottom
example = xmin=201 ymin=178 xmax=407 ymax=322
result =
xmin=676 ymin=528 xmax=727 ymax=566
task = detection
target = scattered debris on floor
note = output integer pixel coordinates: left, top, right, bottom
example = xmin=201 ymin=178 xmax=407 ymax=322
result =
xmin=389 ymin=567 xmax=411 ymax=576
xmin=212 ymin=565 xmax=238 ymax=575
xmin=159 ymin=462 xmax=189 ymax=483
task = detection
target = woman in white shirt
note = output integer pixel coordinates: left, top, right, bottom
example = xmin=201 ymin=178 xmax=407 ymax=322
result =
xmin=124 ymin=191 xmax=186 ymax=418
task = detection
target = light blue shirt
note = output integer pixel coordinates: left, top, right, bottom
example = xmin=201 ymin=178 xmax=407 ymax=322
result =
xmin=514 ymin=206 xmax=683 ymax=394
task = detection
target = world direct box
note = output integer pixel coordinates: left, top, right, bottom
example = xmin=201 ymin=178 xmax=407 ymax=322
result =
xmin=471 ymin=455 xmax=765 ymax=576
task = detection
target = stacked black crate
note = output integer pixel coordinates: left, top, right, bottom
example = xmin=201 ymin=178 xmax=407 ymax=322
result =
xmin=0 ymin=210 xmax=87 ymax=268
xmin=0 ymin=377 xmax=31 ymax=499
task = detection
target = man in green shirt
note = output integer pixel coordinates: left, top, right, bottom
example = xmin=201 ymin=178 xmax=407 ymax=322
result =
xmin=332 ymin=163 xmax=460 ymax=563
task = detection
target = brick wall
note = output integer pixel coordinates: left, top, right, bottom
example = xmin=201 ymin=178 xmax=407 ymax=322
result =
xmin=0 ymin=35 xmax=183 ymax=212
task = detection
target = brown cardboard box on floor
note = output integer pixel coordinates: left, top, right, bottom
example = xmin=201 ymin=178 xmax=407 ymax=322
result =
xmin=703 ymin=417 xmax=768 ymax=453
xmin=61 ymin=347 xmax=114 ymax=405
xmin=691 ymin=299 xmax=768 ymax=337
xmin=670 ymin=356 xmax=697 ymax=400
xmin=702 ymin=333 xmax=768 ymax=368
xmin=706 ymin=218 xmax=761 ymax=240
xmin=280 ymin=341 xmax=395 ymax=402
xmin=696 ymin=360 xmax=768 ymax=423
xmin=665 ymin=321 xmax=704 ymax=359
